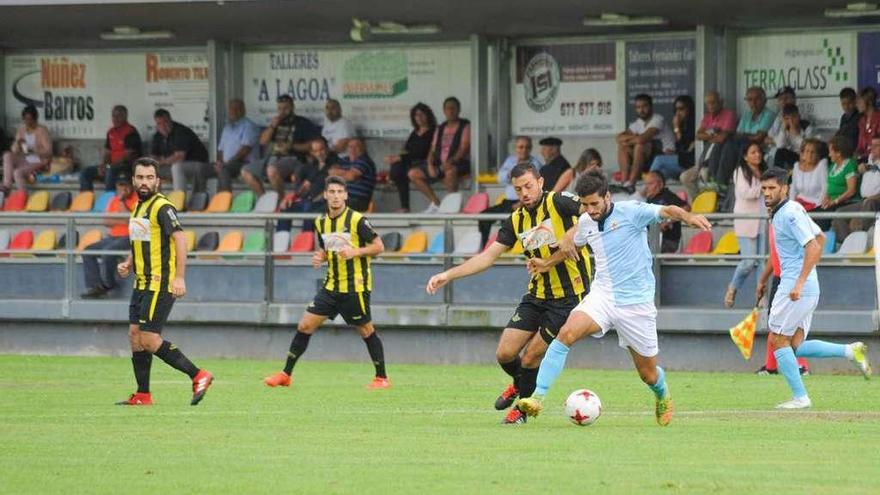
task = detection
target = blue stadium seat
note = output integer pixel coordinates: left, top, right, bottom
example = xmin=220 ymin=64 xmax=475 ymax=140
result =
xmin=823 ymin=230 xmax=836 ymax=254
xmin=92 ymin=191 xmax=115 ymax=212
xmin=427 ymin=232 xmax=445 ymax=254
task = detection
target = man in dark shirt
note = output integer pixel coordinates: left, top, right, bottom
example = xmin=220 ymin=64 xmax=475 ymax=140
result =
xmin=260 ymin=94 xmax=321 ymax=196
xmin=80 ymin=105 xmax=142 ymax=191
xmin=150 ymin=108 xmax=211 ymax=192
xmin=837 ymin=87 xmax=860 ymax=150
xmin=538 ymin=137 xmax=573 ymax=192
xmin=643 ymin=171 xmax=688 ymax=253
xmin=277 ymin=137 xmax=340 ymax=232
xmin=328 ymin=138 xmax=375 ymax=212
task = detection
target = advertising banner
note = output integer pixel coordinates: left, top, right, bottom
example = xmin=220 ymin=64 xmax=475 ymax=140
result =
xmin=625 ymin=39 xmax=696 ymax=124
xmin=858 ymin=32 xmax=880 ymax=91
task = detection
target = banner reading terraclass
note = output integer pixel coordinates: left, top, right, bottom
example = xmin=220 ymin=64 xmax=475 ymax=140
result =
xmin=243 ymin=45 xmax=471 ymax=139
xmin=625 ymin=39 xmax=696 ymax=125
xmin=737 ymin=33 xmax=857 ymax=130
xmin=511 ymin=42 xmax=617 ymax=136
xmin=858 ymin=32 xmax=880 ymax=91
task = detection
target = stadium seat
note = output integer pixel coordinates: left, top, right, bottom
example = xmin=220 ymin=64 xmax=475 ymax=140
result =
xmin=837 ymin=231 xmax=867 ymax=255
xmin=196 ymin=232 xmax=220 ymax=251
xmin=231 ymin=191 xmax=255 ymax=213
xmin=57 ymin=231 xmax=78 ymax=251
xmin=0 ymin=191 xmax=4 ymax=209
xmin=69 ymin=191 xmax=94 ymax=212
xmin=399 ymin=231 xmax=428 ymax=253
xmin=206 ymin=191 xmax=232 ymax=213
xmin=0 ymin=230 xmax=9 ymax=250
xmin=494 ymin=193 xmax=505 ymax=206
xmin=183 ymin=231 xmax=197 ymax=252
xmin=9 ymin=229 xmax=34 ymax=251
xmin=427 ymin=232 xmax=445 ymax=254
xmin=866 ymin=226 xmax=875 ymax=251
xmin=92 ymin=191 xmax=115 ymax=212
xmin=691 ymin=191 xmax=717 ymax=214
xmin=4 ymin=190 xmax=27 ymax=211
xmin=289 ymin=231 xmax=314 ymax=252
xmin=217 ymin=231 xmax=244 ymax=252
xmin=187 ymin=192 xmax=209 ymax=212
xmin=254 ymin=191 xmax=279 ymax=213
xmin=453 ymin=229 xmax=481 ymax=255
xmin=381 ymin=232 xmax=402 ymax=252
xmin=438 ymin=192 xmax=462 ymax=213
xmin=461 ymin=192 xmax=489 ymax=214
xmin=822 ymin=230 xmax=836 ymax=254
xmin=167 ymin=190 xmax=186 ymax=211
xmin=711 ymin=231 xmax=739 ymax=255
xmin=682 ymin=231 xmax=713 ymax=254
xmin=25 ymin=190 xmax=49 ymax=212
xmin=32 ymin=229 xmax=57 ymax=252
xmin=50 ymin=191 xmax=72 ymax=211
xmin=676 ymin=190 xmax=688 ymax=204
xmin=272 ymin=231 xmax=291 ymax=253
xmin=243 ymin=231 xmax=266 ymax=252
xmin=76 ymin=229 xmax=103 ymax=251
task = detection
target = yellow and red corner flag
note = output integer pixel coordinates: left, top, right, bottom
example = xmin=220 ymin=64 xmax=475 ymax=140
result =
xmin=729 ymin=308 xmax=758 ymax=359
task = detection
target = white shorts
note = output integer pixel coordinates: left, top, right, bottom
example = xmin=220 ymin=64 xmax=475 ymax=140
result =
xmin=768 ymin=292 xmax=819 ymax=337
xmin=572 ymin=291 xmax=659 ymax=357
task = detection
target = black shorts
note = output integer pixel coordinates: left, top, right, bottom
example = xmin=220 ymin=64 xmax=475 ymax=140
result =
xmin=506 ymin=293 xmax=580 ymax=344
xmin=129 ymin=289 xmax=175 ymax=333
xmin=307 ymin=288 xmax=371 ymax=326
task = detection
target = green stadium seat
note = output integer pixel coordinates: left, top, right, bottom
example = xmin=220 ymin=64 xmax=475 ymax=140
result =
xmin=243 ymin=231 xmax=266 ymax=252
xmin=231 ymin=191 xmax=255 ymax=213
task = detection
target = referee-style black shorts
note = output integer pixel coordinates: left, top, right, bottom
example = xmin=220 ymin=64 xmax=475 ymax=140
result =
xmin=507 ymin=293 xmax=580 ymax=344
xmin=307 ymin=288 xmax=372 ymax=326
xmin=129 ymin=289 xmax=175 ymax=333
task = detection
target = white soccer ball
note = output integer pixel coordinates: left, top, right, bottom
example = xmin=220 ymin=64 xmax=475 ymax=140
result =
xmin=564 ymin=389 xmax=602 ymax=426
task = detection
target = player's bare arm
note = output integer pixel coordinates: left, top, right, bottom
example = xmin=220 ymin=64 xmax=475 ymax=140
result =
xmin=659 ymin=205 xmax=712 ymax=231
xmin=117 ymin=254 xmax=133 ymax=278
xmin=791 ymin=234 xmax=824 ymax=301
xmin=426 ymin=242 xmax=507 ymax=294
xmin=339 ymin=236 xmax=384 ymax=260
xmin=171 ymin=230 xmax=187 ymax=298
xmin=528 ymin=226 xmax=577 ymax=276
xmin=312 ymin=249 xmax=327 ymax=269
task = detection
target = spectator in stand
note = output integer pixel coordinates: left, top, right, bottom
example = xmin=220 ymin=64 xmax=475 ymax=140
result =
xmin=260 ymin=94 xmax=321 ymax=197
xmin=215 ymin=99 xmax=261 ymax=193
xmin=643 ymin=171 xmax=689 ymax=253
xmin=278 ymin=137 xmax=340 ymax=232
xmin=151 ymin=108 xmax=211 ymax=192
xmin=322 ymin=98 xmax=356 ymax=158
xmin=789 ymin=138 xmax=828 ymax=211
xmin=328 ymin=137 xmax=375 ymax=212
xmin=79 ymin=169 xmax=139 ymax=299
xmin=765 ymin=86 xmax=797 ymax=144
xmin=1 ymin=105 xmax=52 ymax=193
xmin=714 ymin=86 xmax=774 ymax=189
xmin=572 ymin=148 xmax=602 ymax=188
xmin=724 ymin=142 xmax=767 ymax=308
xmin=79 ymin=105 xmax=142 ymax=192
xmin=837 ymin=87 xmax=860 ymax=150
xmin=856 ymin=87 xmax=880 ymax=159
xmin=478 ymin=136 xmax=542 ymax=247
xmin=649 ymin=94 xmax=696 ymax=181
xmin=816 ymin=134 xmax=860 ymax=230
xmin=410 ymin=96 xmax=471 ymax=213
xmin=386 ymin=103 xmax=437 ymax=212
xmin=538 ymin=137 xmax=572 ymax=192
xmin=682 ymin=91 xmax=737 ymax=200
xmin=831 ymin=135 xmax=880 ymax=243
xmin=769 ymin=103 xmax=814 ymax=170
xmin=616 ymin=93 xmax=675 ymax=194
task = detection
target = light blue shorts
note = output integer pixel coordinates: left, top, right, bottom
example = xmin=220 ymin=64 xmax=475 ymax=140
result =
xmin=768 ymin=292 xmax=819 ymax=337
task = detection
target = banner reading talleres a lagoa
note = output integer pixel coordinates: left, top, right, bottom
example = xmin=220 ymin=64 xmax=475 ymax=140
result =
xmin=511 ymin=42 xmax=617 ymax=136
xmin=243 ymin=45 xmax=471 ymax=139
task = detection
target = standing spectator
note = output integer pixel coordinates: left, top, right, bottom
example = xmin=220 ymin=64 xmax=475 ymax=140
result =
xmin=79 ymin=170 xmax=139 ymax=299
xmin=215 ymin=99 xmax=261 ymax=194
xmin=683 ymin=91 xmax=737 ymax=199
xmin=79 ymin=105 xmax=142 ymax=191
xmin=328 ymin=138 xmax=375 ymax=212
xmin=643 ymin=171 xmax=689 ymax=253
xmin=770 ymin=104 xmax=814 ymax=170
xmin=765 ymin=86 xmax=797 ymax=143
xmin=789 ymin=139 xmax=828 ymax=211
xmin=321 ymin=98 xmax=356 ymax=158
xmin=538 ymin=137 xmax=572 ymax=192
xmin=260 ymin=94 xmax=321 ymax=197
xmin=478 ymin=136 xmax=542 ymax=247
xmin=150 ymin=109 xmax=211 ymax=192
xmin=386 ymin=103 xmax=437 ymax=212
xmin=817 ymin=134 xmax=860 ymax=231
xmin=837 ymin=87 xmax=860 ymax=150
xmin=831 ymin=136 xmax=880 ymax=242
xmin=649 ymin=95 xmax=696 ymax=180
xmin=856 ymin=87 xmax=880 ymax=159
xmin=2 ymin=105 xmax=52 ymax=193
xmin=409 ymin=96 xmax=471 ymax=212
xmin=277 ymin=137 xmax=340 ymax=232
xmin=616 ymin=93 xmax=675 ymax=193
xmin=724 ymin=142 xmax=767 ymax=308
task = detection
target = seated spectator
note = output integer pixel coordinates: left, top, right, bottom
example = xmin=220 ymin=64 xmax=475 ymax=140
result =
xmin=478 ymin=136 xmax=542 ymax=247
xmin=328 ymin=138 xmax=375 ymax=212
xmin=616 ymin=93 xmax=675 ymax=193
xmin=856 ymin=87 xmax=880 ymax=159
xmin=215 ymin=99 xmax=261 ymax=193
xmin=538 ymin=137 xmax=572 ymax=192
xmin=79 ymin=105 xmax=142 ymax=192
xmin=409 ymin=96 xmax=471 ymax=212
xmin=789 ymin=138 xmax=828 ymax=211
xmin=769 ymin=103 xmax=814 ymax=170
xmin=573 ymin=148 xmax=602 ymax=187
xmin=836 ymin=87 xmax=860 ymax=149
xmin=712 ymin=86 xmax=775 ymax=190
xmin=260 ymin=94 xmax=321 ymax=197
xmin=682 ymin=91 xmax=737 ymax=200
xmin=649 ymin=94 xmax=696 ymax=181
xmin=766 ymin=86 xmax=797 ymax=143
xmin=322 ymin=98 xmax=356 ymax=158
xmin=2 ymin=105 xmax=51 ymax=193
xmin=278 ymin=137 xmax=339 ymax=232
xmin=832 ymin=135 xmax=880 ymax=242
xmin=642 ymin=171 xmax=688 ymax=253
xmin=151 ymin=108 xmax=211 ymax=192
xmin=80 ymin=170 xmax=139 ymax=298
xmin=816 ymin=134 xmax=861 ymax=230
xmin=386 ymin=102 xmax=437 ymax=212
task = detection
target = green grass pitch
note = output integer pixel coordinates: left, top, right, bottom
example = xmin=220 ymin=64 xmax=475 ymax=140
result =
xmin=1 ymin=355 xmax=878 ymax=494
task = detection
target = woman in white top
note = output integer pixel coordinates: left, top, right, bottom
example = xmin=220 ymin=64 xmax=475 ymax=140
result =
xmin=2 ymin=105 xmax=52 ymax=193
xmin=724 ymin=142 xmax=767 ymax=308
xmin=788 ymin=138 xmax=828 ymax=211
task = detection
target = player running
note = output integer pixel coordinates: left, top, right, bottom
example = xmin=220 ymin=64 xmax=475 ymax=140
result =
xmin=116 ymin=157 xmax=213 ymax=406
xmin=517 ymin=170 xmax=711 ymax=426
xmin=756 ymin=168 xmax=871 ymax=409
xmin=264 ymin=176 xmax=389 ymax=389
xmin=426 ymin=163 xmax=592 ymax=424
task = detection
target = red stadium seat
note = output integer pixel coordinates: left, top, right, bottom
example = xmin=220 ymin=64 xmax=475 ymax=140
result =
xmin=4 ymin=190 xmax=27 ymax=211
xmin=682 ymin=231 xmax=712 ymax=255
xmin=289 ymin=231 xmax=314 ymax=252
xmin=9 ymin=229 xmax=34 ymax=250
xmin=461 ymin=192 xmax=489 ymax=214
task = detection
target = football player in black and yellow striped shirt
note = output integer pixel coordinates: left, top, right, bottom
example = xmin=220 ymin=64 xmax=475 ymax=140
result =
xmin=264 ymin=176 xmax=390 ymax=389
xmin=116 ymin=158 xmax=213 ymax=406
xmin=426 ymin=162 xmax=591 ymax=424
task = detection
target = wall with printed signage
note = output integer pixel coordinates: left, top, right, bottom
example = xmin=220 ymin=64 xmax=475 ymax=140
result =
xmin=625 ymin=39 xmax=696 ymax=125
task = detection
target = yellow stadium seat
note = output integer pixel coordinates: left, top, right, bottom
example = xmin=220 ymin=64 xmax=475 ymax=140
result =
xmin=32 ymin=229 xmax=57 ymax=251
xmin=76 ymin=229 xmax=103 ymax=251
xmin=217 ymin=231 xmax=243 ymax=252
xmin=399 ymin=231 xmax=428 ymax=253
xmin=712 ymin=231 xmax=740 ymax=255
xmin=206 ymin=191 xmax=232 ymax=213
xmin=478 ymin=173 xmax=498 ymax=184
xmin=183 ymin=231 xmax=197 ymax=252
xmin=69 ymin=191 xmax=95 ymax=212
xmin=167 ymin=190 xmax=186 ymax=211
xmin=691 ymin=191 xmax=717 ymax=214
xmin=494 ymin=193 xmax=506 ymax=206
xmin=25 ymin=190 xmax=49 ymax=212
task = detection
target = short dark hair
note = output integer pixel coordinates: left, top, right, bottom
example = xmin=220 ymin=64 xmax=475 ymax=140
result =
xmin=21 ymin=105 xmax=38 ymax=120
xmin=443 ymin=96 xmax=461 ymax=110
xmin=133 ymin=157 xmax=161 ymax=175
xmin=634 ymin=94 xmax=653 ymax=106
xmin=860 ymin=87 xmax=878 ymax=107
xmin=646 ymin=170 xmax=665 ymax=186
xmin=575 ymin=170 xmax=609 ymax=197
xmin=839 ymin=87 xmax=857 ymax=100
xmin=829 ymin=134 xmax=855 ymax=159
xmin=781 ymin=103 xmax=800 ymax=117
xmin=760 ymin=167 xmax=790 ymax=185
xmin=153 ymin=108 xmax=171 ymax=120
xmin=277 ymin=94 xmax=293 ymax=104
xmin=325 ymin=176 xmax=347 ymax=190
xmin=510 ymin=162 xmax=540 ymax=180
